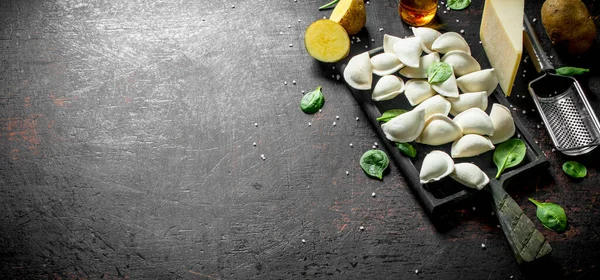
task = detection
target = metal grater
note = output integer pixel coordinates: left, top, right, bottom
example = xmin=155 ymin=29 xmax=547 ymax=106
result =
xmin=524 ymin=16 xmax=600 ymax=156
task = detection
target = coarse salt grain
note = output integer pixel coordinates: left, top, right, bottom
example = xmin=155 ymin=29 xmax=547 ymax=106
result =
xmin=372 ymin=192 xmax=376 ymax=197
xmin=308 ymin=122 xmax=311 ymax=126
xmin=284 ymin=81 xmax=287 ymax=85
xmin=302 ymin=239 xmax=306 ymax=243
xmin=253 ymin=142 xmax=256 ymax=146
xmin=319 ymin=109 xmax=322 ymax=113
xmin=481 ymin=243 xmax=486 ymax=248
xmin=460 ymin=29 xmax=464 ymax=34
xmin=336 ymin=115 xmax=340 ymax=119
xmin=372 ymin=145 xmax=377 ymax=149
xmin=289 ymin=44 xmax=293 ymax=47
xmin=333 ymin=122 xmax=337 ymax=126
xmin=359 ymin=226 xmax=365 ymax=231
xmin=415 ymin=270 xmax=419 ymax=274
xmin=292 ymin=80 xmax=296 ymax=84
xmin=254 ymin=123 xmax=258 ymax=127
xmin=349 ymin=143 xmax=353 ymax=147
xmin=346 ymin=171 xmax=349 ymax=175
xmin=379 ymin=28 xmax=384 ymax=32
xmin=356 ymin=117 xmax=359 ymax=121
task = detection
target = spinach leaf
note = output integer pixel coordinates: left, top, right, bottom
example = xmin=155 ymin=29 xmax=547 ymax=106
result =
xmin=493 ymin=138 xmax=526 ymax=178
xmin=426 ymin=62 xmax=453 ymax=84
xmin=360 ymin=150 xmax=389 ymax=180
xmin=396 ymin=142 xmax=417 ymax=158
xmin=300 ymin=86 xmax=325 ymax=114
xmin=376 ymin=109 xmax=408 ymax=122
xmin=447 ymin=0 xmax=471 ymax=11
xmin=562 ymin=161 xmax=587 ymax=178
xmin=528 ymin=198 xmax=568 ymax=232
xmin=555 ymin=67 xmax=590 ymax=76
xmin=319 ymin=0 xmax=339 ymax=10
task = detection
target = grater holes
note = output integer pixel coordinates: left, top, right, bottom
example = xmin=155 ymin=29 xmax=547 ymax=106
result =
xmin=540 ymin=96 xmax=594 ymax=149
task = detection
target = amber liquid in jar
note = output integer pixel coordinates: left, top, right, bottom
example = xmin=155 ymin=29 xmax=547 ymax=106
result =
xmin=398 ymin=0 xmax=437 ymax=26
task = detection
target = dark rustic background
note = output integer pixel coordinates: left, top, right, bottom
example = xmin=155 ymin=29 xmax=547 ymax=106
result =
xmin=1 ymin=0 xmax=599 ymax=279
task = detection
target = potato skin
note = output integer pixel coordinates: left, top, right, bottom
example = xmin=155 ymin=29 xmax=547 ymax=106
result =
xmin=541 ymin=0 xmax=596 ymax=54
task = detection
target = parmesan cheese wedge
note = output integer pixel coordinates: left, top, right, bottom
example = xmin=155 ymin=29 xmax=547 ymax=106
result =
xmin=479 ymin=0 xmax=524 ymax=96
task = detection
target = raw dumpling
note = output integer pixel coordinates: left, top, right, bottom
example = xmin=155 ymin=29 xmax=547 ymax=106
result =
xmin=372 ymin=75 xmax=405 ymax=101
xmin=413 ymin=95 xmax=451 ymax=119
xmin=393 ymin=36 xmax=423 ymax=68
xmin=431 ymin=67 xmax=459 ymax=98
xmin=453 ymin=108 xmax=494 ymax=136
xmin=456 ymin=69 xmax=498 ymax=96
xmin=411 ymin=27 xmax=442 ymax=53
xmin=431 ymin=32 xmax=471 ymax=55
xmin=383 ymin=34 xmax=402 ymax=53
xmin=448 ymin=91 xmax=488 ymax=116
xmin=416 ymin=114 xmax=462 ymax=146
xmin=371 ymin=52 xmax=404 ymax=76
xmin=441 ymin=50 xmax=481 ymax=77
xmin=381 ymin=109 xmax=425 ymax=142
xmin=343 ymin=51 xmax=373 ymax=90
xmin=450 ymin=163 xmax=490 ymax=190
xmin=489 ymin=103 xmax=516 ymax=144
xmin=451 ymin=134 xmax=495 ymax=158
xmin=404 ymin=79 xmax=435 ymax=106
xmin=420 ymin=150 xmax=454 ymax=184
xmin=399 ymin=52 xmax=440 ymax=79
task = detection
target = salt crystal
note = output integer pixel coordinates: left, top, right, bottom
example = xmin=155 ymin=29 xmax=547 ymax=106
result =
xmin=481 ymin=243 xmax=486 ymax=248
xmin=372 ymin=145 xmax=377 ymax=149
xmin=308 ymin=122 xmax=312 ymax=126
xmin=379 ymin=28 xmax=384 ymax=32
xmin=456 ymin=20 xmax=459 ymax=22
xmin=522 ymin=110 xmax=527 ymax=114
xmin=289 ymin=44 xmax=293 ymax=47
xmin=372 ymin=192 xmax=376 ymax=197
xmin=254 ymin=122 xmax=258 ymax=127
xmin=356 ymin=117 xmax=359 ymax=121
xmin=333 ymin=122 xmax=336 ymax=126
xmin=232 ymin=5 xmax=235 ymax=8
xmin=374 ymin=142 xmax=378 ymax=146
xmin=302 ymin=239 xmax=306 ymax=243
xmin=415 ymin=269 xmax=419 ymax=274
xmin=349 ymin=143 xmax=353 ymax=147
xmin=460 ymin=29 xmax=464 ymax=34
xmin=359 ymin=226 xmax=365 ymax=231
xmin=336 ymin=115 xmax=340 ymax=119
xmin=532 ymin=18 xmax=537 ymax=23
xmin=346 ymin=171 xmax=349 ymax=175
xmin=292 ymin=80 xmax=296 ymax=84
xmin=253 ymin=142 xmax=256 ymax=146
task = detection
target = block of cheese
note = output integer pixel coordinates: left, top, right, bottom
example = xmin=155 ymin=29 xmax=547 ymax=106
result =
xmin=480 ymin=0 xmax=524 ymax=96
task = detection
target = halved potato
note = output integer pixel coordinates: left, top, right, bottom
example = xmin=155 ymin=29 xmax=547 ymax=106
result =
xmin=304 ymin=19 xmax=350 ymax=63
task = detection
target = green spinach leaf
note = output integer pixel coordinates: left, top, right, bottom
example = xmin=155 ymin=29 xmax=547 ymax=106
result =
xmin=360 ymin=150 xmax=389 ymax=180
xmin=300 ymin=86 xmax=325 ymax=114
xmin=493 ymin=138 xmax=526 ymax=178
xmin=447 ymin=0 xmax=471 ymax=11
xmin=528 ymin=198 xmax=568 ymax=232
xmin=555 ymin=67 xmax=590 ymax=76
xmin=376 ymin=109 xmax=408 ymax=122
xmin=319 ymin=0 xmax=339 ymax=10
xmin=396 ymin=142 xmax=417 ymax=158
xmin=427 ymin=62 xmax=453 ymax=84
xmin=562 ymin=161 xmax=587 ymax=178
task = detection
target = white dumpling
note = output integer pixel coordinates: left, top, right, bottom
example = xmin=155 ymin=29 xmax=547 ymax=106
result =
xmin=489 ymin=103 xmax=516 ymax=144
xmin=456 ymin=69 xmax=499 ymax=96
xmin=383 ymin=34 xmax=402 ymax=54
xmin=453 ymin=108 xmax=494 ymax=136
xmin=448 ymin=91 xmax=488 ymax=116
xmin=413 ymin=95 xmax=451 ymax=119
xmin=416 ymin=114 xmax=463 ymax=146
xmin=411 ymin=27 xmax=442 ymax=53
xmin=399 ymin=52 xmax=440 ymax=79
xmin=441 ymin=50 xmax=481 ymax=77
xmin=372 ymin=75 xmax=405 ymax=101
xmin=381 ymin=109 xmax=425 ymax=143
xmin=431 ymin=67 xmax=459 ymax=98
xmin=451 ymin=134 xmax=495 ymax=158
xmin=404 ymin=79 xmax=435 ymax=106
xmin=343 ymin=51 xmax=373 ymax=90
xmin=371 ymin=52 xmax=404 ymax=76
xmin=450 ymin=163 xmax=490 ymax=190
xmin=420 ymin=150 xmax=454 ymax=184
xmin=393 ymin=36 xmax=423 ymax=68
xmin=431 ymin=32 xmax=471 ymax=55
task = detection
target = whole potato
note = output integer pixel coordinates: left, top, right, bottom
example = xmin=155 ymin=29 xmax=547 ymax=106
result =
xmin=541 ymin=0 xmax=596 ymax=54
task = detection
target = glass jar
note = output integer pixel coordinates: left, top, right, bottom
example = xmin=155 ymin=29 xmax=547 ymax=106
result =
xmin=398 ymin=0 xmax=438 ymax=26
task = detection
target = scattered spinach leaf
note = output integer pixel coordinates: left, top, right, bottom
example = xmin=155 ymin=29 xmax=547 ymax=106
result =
xmin=360 ymin=150 xmax=389 ymax=180
xmin=562 ymin=161 xmax=587 ymax=178
xmin=447 ymin=0 xmax=471 ymax=11
xmin=396 ymin=142 xmax=417 ymax=158
xmin=300 ymin=86 xmax=325 ymax=114
xmin=555 ymin=67 xmax=590 ymax=76
xmin=376 ymin=109 xmax=408 ymax=122
xmin=493 ymin=138 xmax=526 ymax=178
xmin=426 ymin=62 xmax=453 ymax=84
xmin=319 ymin=0 xmax=339 ymax=10
xmin=528 ymin=198 xmax=568 ymax=232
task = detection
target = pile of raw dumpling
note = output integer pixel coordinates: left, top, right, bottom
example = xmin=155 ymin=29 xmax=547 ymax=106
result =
xmin=343 ymin=27 xmax=517 ymax=190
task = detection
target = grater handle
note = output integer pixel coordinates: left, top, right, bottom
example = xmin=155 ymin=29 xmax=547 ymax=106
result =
xmin=523 ymin=15 xmax=554 ymax=73
xmin=490 ymin=182 xmax=552 ymax=264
